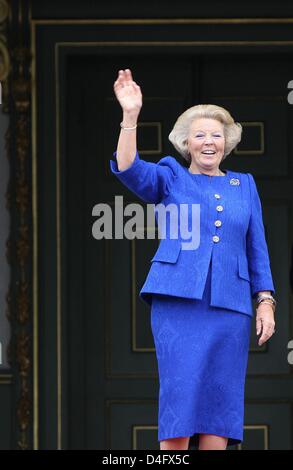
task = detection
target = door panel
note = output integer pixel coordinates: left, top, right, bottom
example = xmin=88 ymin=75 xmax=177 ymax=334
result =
xmin=63 ymin=53 xmax=292 ymax=449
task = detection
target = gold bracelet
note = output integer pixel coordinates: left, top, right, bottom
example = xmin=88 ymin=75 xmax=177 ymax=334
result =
xmin=120 ymin=122 xmax=137 ymax=130
xmin=256 ymin=293 xmax=276 ymax=307
xmin=257 ymin=298 xmax=274 ymax=305
xmin=256 ymin=300 xmax=276 ymax=313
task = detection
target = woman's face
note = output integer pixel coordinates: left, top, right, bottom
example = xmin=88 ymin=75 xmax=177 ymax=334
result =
xmin=186 ymin=118 xmax=225 ymax=172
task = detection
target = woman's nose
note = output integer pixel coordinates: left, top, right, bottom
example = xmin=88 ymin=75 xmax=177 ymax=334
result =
xmin=203 ymin=135 xmax=214 ymax=144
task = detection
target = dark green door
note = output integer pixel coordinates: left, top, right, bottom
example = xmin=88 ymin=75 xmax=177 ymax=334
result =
xmin=63 ymin=54 xmax=292 ymax=449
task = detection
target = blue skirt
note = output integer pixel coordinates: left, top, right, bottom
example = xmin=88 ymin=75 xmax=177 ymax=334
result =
xmin=150 ymin=260 xmax=252 ymax=447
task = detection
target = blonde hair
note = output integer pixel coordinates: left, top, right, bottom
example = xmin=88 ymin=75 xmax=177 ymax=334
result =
xmin=168 ymin=104 xmax=242 ymax=163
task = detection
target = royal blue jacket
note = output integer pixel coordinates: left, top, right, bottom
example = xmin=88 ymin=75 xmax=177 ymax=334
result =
xmin=110 ymin=151 xmax=275 ymax=317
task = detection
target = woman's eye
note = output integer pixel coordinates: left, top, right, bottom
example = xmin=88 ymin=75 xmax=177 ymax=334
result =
xmin=195 ymin=134 xmax=222 ymax=138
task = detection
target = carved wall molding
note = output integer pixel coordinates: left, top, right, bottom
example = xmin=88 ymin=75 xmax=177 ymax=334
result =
xmin=0 ymin=0 xmax=9 ymax=110
xmin=5 ymin=0 xmax=33 ymax=449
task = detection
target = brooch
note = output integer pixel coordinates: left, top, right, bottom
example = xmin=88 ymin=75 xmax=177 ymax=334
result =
xmin=230 ymin=178 xmax=240 ymax=186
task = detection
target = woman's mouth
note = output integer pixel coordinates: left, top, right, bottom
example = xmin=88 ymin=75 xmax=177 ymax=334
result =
xmin=201 ymin=150 xmax=216 ymax=155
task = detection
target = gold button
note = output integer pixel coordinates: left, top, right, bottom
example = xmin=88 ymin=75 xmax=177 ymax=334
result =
xmin=215 ymin=220 xmax=222 ymax=227
xmin=216 ymin=205 xmax=224 ymax=212
xmin=213 ymin=235 xmax=220 ymax=243
xmin=214 ymin=194 xmax=221 ymax=199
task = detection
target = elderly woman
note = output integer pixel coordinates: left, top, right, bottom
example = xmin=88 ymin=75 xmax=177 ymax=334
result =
xmin=110 ymin=69 xmax=276 ymax=451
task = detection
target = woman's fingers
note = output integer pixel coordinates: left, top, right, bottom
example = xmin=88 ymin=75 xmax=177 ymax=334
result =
xmin=256 ymin=317 xmax=262 ymax=335
xmin=114 ymin=70 xmax=141 ymax=99
xmin=125 ymin=68 xmax=132 ymax=81
xmin=113 ymin=71 xmax=124 ymax=91
xmin=257 ymin=318 xmax=275 ymax=346
xmin=116 ymin=69 xmax=134 ymax=87
xmin=113 ymin=68 xmax=142 ymax=112
xmin=113 ymin=71 xmax=129 ymax=93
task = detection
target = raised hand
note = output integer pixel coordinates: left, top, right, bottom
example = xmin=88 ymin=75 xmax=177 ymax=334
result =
xmin=113 ymin=69 xmax=142 ymax=115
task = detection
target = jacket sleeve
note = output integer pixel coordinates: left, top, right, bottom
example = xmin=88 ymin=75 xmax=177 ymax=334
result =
xmin=246 ymin=173 xmax=275 ymax=297
xmin=109 ymin=150 xmax=179 ymax=203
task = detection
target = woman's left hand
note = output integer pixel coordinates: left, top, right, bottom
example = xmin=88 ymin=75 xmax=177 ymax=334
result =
xmin=256 ymin=303 xmax=276 ymax=346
